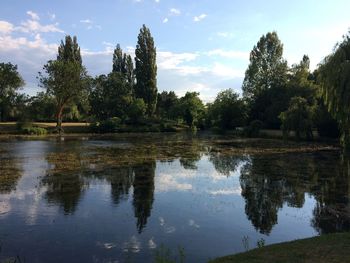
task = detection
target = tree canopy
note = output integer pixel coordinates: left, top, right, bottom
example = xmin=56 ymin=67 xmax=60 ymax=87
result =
xmin=39 ymin=35 xmax=88 ymax=133
xmin=0 ymin=62 xmax=24 ymax=121
xmin=319 ymin=32 xmax=350 ymax=149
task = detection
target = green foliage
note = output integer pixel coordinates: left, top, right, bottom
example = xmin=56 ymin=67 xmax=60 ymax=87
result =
xmin=178 ymin=92 xmax=205 ymax=128
xmin=208 ymin=89 xmax=247 ymax=129
xmin=112 ymin=44 xmax=134 ymax=85
xmin=242 ymin=32 xmax=288 ymax=127
xmin=318 ymin=32 xmax=350 ymax=149
xmin=245 ymin=120 xmax=264 ymax=137
xmin=135 ymin=24 xmax=158 ymax=116
xmin=314 ymin=101 xmax=339 ymax=138
xmin=16 ymin=121 xmax=47 ymax=135
xmin=279 ymin=96 xmax=314 ymax=140
xmin=89 ymin=72 xmax=133 ymax=121
xmin=27 ymin=92 xmax=56 ymax=121
xmin=90 ymin=117 xmax=121 ymax=133
xmin=128 ymin=98 xmax=146 ymax=123
xmin=156 ymin=91 xmax=179 ymax=120
xmin=39 ymin=35 xmax=88 ymax=133
xmin=0 ymin=62 xmax=25 ymax=121
xmin=21 ymin=126 xmax=48 ymax=135
xmin=242 ymin=31 xmax=287 ymax=100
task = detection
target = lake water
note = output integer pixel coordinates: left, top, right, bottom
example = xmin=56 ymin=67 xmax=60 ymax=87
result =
xmin=0 ymin=134 xmax=349 ymax=262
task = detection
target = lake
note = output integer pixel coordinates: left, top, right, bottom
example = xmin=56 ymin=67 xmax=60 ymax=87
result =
xmin=0 ymin=133 xmax=349 ymax=262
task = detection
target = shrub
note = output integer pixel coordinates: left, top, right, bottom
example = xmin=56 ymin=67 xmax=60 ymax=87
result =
xmin=90 ymin=117 xmax=121 ymax=133
xmin=22 ymin=127 xmax=48 ymax=135
xmin=245 ymin=120 xmax=263 ymax=137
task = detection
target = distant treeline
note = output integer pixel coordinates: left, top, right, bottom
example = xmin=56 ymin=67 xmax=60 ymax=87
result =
xmin=0 ymin=25 xmax=349 ymax=147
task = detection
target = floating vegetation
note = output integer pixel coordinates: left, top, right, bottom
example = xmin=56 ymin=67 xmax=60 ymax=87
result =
xmin=0 ymin=156 xmax=22 ymax=194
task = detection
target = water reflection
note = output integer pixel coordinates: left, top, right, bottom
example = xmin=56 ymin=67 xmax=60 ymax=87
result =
xmin=311 ymin=154 xmax=350 ymax=234
xmin=133 ymin=161 xmax=155 ymax=233
xmin=0 ymin=147 xmax=22 ymax=194
xmin=1 ymin=137 xmax=350 ymax=262
xmin=42 ymin=152 xmax=87 ymax=215
xmin=239 ymin=152 xmax=350 ymax=235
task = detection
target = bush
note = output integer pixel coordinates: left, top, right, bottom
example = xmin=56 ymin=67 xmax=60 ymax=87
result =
xmin=22 ymin=127 xmax=48 ymax=135
xmin=245 ymin=120 xmax=263 ymax=137
xmin=128 ymin=98 xmax=146 ymax=124
xmin=90 ymin=117 xmax=121 ymax=133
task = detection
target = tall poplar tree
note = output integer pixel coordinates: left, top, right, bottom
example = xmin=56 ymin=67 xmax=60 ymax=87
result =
xmin=112 ymin=44 xmax=134 ymax=85
xmin=135 ymin=25 xmax=157 ymax=116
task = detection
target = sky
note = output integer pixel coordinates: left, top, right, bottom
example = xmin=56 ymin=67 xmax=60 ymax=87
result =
xmin=0 ymin=0 xmax=349 ymax=102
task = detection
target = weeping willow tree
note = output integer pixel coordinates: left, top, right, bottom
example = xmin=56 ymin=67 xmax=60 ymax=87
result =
xmin=319 ymin=32 xmax=350 ymax=150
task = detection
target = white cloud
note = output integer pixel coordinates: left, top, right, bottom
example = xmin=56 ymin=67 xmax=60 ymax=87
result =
xmin=170 ymin=8 xmax=181 ymax=16
xmin=0 ymin=33 xmax=57 ymax=54
xmin=158 ymin=51 xmax=199 ymax=69
xmin=217 ymin=31 xmax=235 ymax=38
xmin=193 ymin=13 xmax=207 ymax=22
xmin=18 ymin=20 xmax=64 ymax=33
xmin=79 ymin=19 xmax=101 ymax=30
xmin=211 ymin=63 xmax=244 ymax=78
xmin=163 ymin=18 xmax=168 ymax=23
xmin=80 ymin=19 xmax=92 ymax=24
xmin=27 ymin=11 xmax=40 ymax=21
xmin=209 ymin=188 xmax=241 ymax=195
xmin=0 ymin=21 xmax=14 ymax=34
xmin=156 ymin=173 xmax=192 ymax=192
xmin=206 ymin=49 xmax=249 ymax=60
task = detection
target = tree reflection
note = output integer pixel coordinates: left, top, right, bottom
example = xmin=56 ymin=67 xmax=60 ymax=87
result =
xmin=42 ymin=152 xmax=86 ymax=215
xmin=240 ymin=152 xmax=350 ymax=235
xmin=92 ymin=167 xmax=134 ymax=205
xmin=132 ymin=161 xmax=156 ymax=233
xmin=311 ymin=153 xmax=350 ymax=234
xmin=209 ymin=152 xmax=246 ymax=176
xmin=239 ymin=154 xmax=316 ymax=234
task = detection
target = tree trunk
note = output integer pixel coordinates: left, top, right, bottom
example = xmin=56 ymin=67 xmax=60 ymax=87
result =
xmin=56 ymin=106 xmax=64 ymax=135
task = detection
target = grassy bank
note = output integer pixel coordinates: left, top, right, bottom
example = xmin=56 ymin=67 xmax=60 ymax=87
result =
xmin=210 ymin=232 xmax=350 ymax=263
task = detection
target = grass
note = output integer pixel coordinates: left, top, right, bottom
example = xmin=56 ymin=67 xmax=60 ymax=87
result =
xmin=209 ymin=232 xmax=350 ymax=263
xmin=0 ymin=122 xmax=90 ymax=134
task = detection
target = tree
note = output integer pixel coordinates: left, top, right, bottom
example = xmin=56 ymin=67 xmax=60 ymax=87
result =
xmin=128 ymin=98 xmax=146 ymax=124
xmin=39 ymin=35 xmax=88 ymax=133
xmin=287 ymin=55 xmax=317 ymax=105
xmin=207 ymin=89 xmax=247 ymax=129
xmin=135 ymin=25 xmax=157 ymax=116
xmin=279 ymin=96 xmax=314 ymax=140
xmin=0 ymin=62 xmax=24 ymax=121
xmin=156 ymin=91 xmax=178 ymax=120
xmin=112 ymin=44 xmax=134 ymax=90
xmin=112 ymin=44 xmax=125 ymax=74
xmin=178 ymin=92 xmax=205 ymax=128
xmin=242 ymin=32 xmax=288 ymax=127
xmin=89 ymin=72 xmax=133 ymax=121
xmin=318 ymin=32 xmax=350 ymax=150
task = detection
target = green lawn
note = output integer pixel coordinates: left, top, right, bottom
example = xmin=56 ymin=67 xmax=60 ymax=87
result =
xmin=0 ymin=122 xmax=90 ymax=134
xmin=210 ymin=232 xmax=350 ymax=263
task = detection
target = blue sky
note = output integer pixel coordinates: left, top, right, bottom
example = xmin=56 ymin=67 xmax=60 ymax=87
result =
xmin=0 ymin=0 xmax=349 ymax=101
